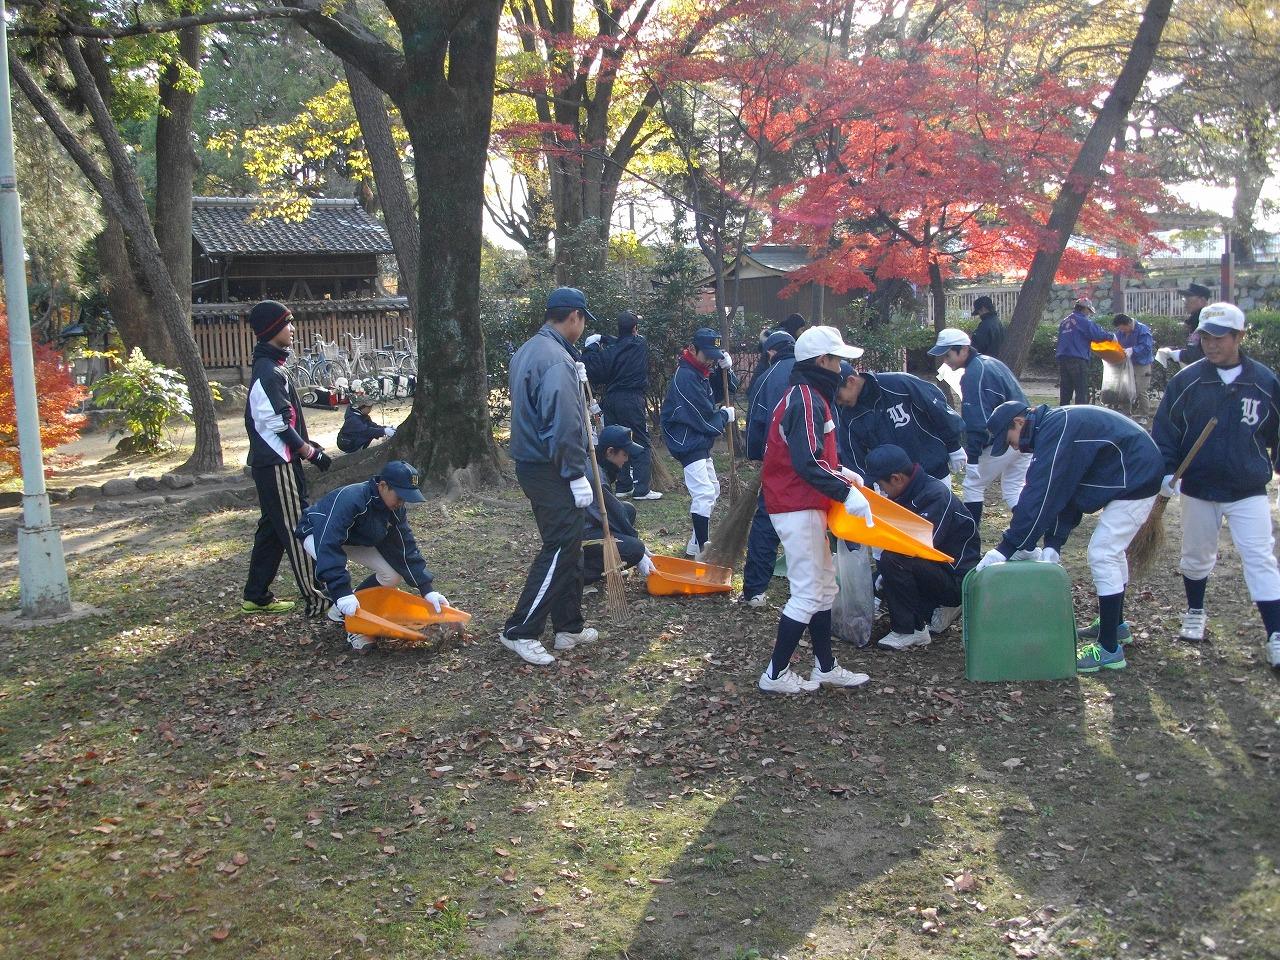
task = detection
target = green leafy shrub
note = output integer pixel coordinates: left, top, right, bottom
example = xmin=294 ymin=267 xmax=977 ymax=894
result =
xmin=87 ymin=348 xmax=195 ymax=453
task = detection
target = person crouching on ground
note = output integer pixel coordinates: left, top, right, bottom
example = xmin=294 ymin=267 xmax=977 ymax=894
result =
xmin=759 ymin=325 xmax=874 ymax=694
xmin=660 ymin=327 xmax=738 ymax=557
xmin=863 ymin=444 xmax=979 ymax=651
xmin=585 ymin=425 xmax=657 ymax=584
xmin=975 ymin=401 xmax=1162 ymax=673
xmin=336 ymin=390 xmax=395 ymax=453
xmin=295 ymin=461 xmax=447 ymax=654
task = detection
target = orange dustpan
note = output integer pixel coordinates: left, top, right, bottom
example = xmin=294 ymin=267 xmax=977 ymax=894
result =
xmin=1091 ymin=339 xmax=1127 ymax=363
xmin=345 ymin=585 xmax=472 ymax=640
xmin=646 ymin=555 xmax=733 ymax=596
xmin=826 ymin=487 xmax=954 ymax=563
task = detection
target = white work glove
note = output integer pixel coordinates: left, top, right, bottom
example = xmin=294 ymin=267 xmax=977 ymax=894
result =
xmin=843 ymin=484 xmax=874 ymax=525
xmin=720 ymin=405 xmax=735 ymax=422
xmin=570 ymin=476 xmax=594 ymax=508
xmin=717 ymin=354 xmax=733 ymax=370
xmin=839 ymin=466 xmax=865 ymax=487
xmin=1040 ymin=547 xmax=1061 ymax=565
xmin=874 ymin=574 xmax=884 ymax=592
xmin=1155 ymin=347 xmax=1174 ymax=368
xmin=976 ymin=549 xmax=1006 ymax=572
xmin=639 ymin=555 xmax=657 ymax=577
xmin=1011 ymin=548 xmax=1042 ymax=561
xmin=589 ymin=400 xmax=602 ymax=417
xmin=575 ymin=361 xmax=588 ymax=383
xmin=384 ymin=426 xmax=396 ymax=438
xmin=423 ymin=591 xmax=449 ymax=613
xmin=948 ymin=449 xmax=968 ymax=473
xmin=335 ymin=594 xmax=360 ymax=617
xmin=1124 ymin=347 xmax=1134 ymax=358
xmin=1160 ymin=474 xmax=1180 ymax=499
xmin=585 ymin=334 xmax=602 ymax=348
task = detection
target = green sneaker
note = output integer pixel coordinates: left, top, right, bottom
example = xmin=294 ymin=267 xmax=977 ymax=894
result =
xmin=241 ymin=598 xmax=296 ymax=615
xmin=1076 ymin=618 xmax=1132 ymax=645
xmin=1076 ymin=642 xmax=1126 ymax=673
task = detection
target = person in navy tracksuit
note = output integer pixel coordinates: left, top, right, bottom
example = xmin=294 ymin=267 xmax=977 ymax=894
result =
xmin=597 ymin=312 xmax=660 ymax=500
xmin=1152 ymin=302 xmax=1280 ymax=669
xmin=863 ymin=445 xmax=978 ymax=651
xmin=740 ymin=331 xmax=797 ymax=605
xmin=660 ymin=328 xmax=739 ymax=555
xmin=1112 ymin=313 xmax=1155 ymax=418
xmin=1056 ymin=298 xmax=1115 ymax=406
xmin=975 ymin=402 xmax=1163 ymax=673
xmin=336 ymin=399 xmax=394 ymax=453
xmin=296 ymin=461 xmax=446 ymax=653
xmin=929 ymin=328 xmax=1031 ymax=528
xmin=834 ymin=365 xmax=967 ymax=482
xmin=584 ymin=426 xmax=655 ymax=584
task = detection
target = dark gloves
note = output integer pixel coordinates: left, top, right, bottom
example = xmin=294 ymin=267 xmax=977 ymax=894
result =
xmin=308 ymin=445 xmax=332 ymax=472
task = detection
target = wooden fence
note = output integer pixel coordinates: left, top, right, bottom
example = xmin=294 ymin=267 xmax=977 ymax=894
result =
xmin=924 ymin=285 xmax=1215 ymax=326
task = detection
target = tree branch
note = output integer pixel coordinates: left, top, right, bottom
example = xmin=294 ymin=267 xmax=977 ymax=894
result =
xmin=9 ymin=2 xmax=302 ymax=39
xmin=281 ymin=0 xmax=407 ymax=100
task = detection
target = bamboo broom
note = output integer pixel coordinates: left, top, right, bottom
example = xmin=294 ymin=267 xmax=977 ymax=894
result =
xmin=582 ymin=385 xmax=628 ymax=617
xmin=721 ymin=366 xmax=740 ymax=503
xmin=700 ymin=467 xmax=761 ymax=571
xmin=1126 ymin=417 xmax=1216 ymax=578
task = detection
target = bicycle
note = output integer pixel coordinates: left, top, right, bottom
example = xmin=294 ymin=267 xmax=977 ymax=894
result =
xmin=344 ymin=332 xmax=397 ymax=380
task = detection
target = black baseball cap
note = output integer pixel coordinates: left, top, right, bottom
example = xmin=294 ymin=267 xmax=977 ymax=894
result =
xmin=380 ymin=461 xmax=427 ymax=503
xmin=1179 ymin=282 xmax=1212 ymax=299
xmin=986 ymin=401 xmax=1031 ymax=457
xmin=597 ymin=424 xmax=644 ymax=460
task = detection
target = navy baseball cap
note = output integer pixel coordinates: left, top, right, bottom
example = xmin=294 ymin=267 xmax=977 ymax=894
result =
xmin=380 ymin=461 xmax=427 ymax=503
xmin=1179 ymin=282 xmax=1212 ymax=299
xmin=546 ymin=287 xmax=599 ymax=324
xmin=692 ymin=327 xmax=725 ymax=360
xmin=762 ymin=331 xmax=795 ymax=353
xmin=838 ymin=360 xmax=859 ymax=384
xmin=597 ymin=424 xmax=644 ymax=460
xmin=986 ymin=400 xmax=1030 ymax=457
xmin=865 ymin=444 xmax=913 ymax=482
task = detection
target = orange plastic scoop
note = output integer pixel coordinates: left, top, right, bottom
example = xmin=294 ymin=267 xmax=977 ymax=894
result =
xmin=1091 ymin=339 xmax=1127 ymax=363
xmin=826 ymin=487 xmax=954 ymax=563
xmin=345 ymin=585 xmax=472 ymax=640
xmin=646 ymin=555 xmax=733 ymax=596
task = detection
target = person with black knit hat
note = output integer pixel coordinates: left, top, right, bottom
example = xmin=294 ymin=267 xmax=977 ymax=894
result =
xmin=781 ymin=312 xmax=807 ymax=339
xmin=241 ymin=300 xmax=333 ymax=618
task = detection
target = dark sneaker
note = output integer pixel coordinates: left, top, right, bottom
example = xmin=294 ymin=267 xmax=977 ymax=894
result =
xmin=241 ymin=598 xmax=296 ymax=614
xmin=1077 ymin=617 xmax=1133 ymax=646
xmin=1077 ymin=642 xmax=1126 ymax=673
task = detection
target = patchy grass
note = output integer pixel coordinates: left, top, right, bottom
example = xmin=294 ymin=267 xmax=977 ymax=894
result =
xmin=0 ymin=464 xmax=1277 ymax=960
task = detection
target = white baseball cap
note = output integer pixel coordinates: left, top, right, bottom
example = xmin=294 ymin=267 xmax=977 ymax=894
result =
xmin=927 ymin=328 xmax=972 ymax=356
xmin=1196 ymin=302 xmax=1246 ymax=336
xmin=794 ymin=325 xmax=864 ymax=363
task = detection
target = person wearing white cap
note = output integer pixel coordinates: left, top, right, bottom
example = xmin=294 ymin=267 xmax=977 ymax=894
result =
xmin=758 ymin=325 xmax=873 ymax=694
xmin=1152 ymin=302 xmax=1280 ymax=670
xmin=928 ymin=328 xmax=1031 ymax=529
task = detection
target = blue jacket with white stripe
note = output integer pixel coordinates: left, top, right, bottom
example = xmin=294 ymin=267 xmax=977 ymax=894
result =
xmin=887 ymin=466 xmax=980 ymax=575
xmin=1056 ymin=309 xmax=1114 ymax=360
xmin=661 ymin=354 xmax=735 ymax=465
xmin=997 ymin=404 xmax=1163 ymax=557
xmin=295 ymin=479 xmax=434 ymax=601
xmin=1152 ymin=354 xmax=1280 ymax=503
xmin=836 ymin=371 xmax=964 ymax=481
xmin=746 ymin=346 xmax=796 ymax=461
xmin=959 ymin=353 xmax=1027 ymax=459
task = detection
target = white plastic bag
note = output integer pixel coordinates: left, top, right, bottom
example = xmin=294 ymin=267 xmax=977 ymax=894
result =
xmin=832 ymin=540 xmax=874 ymax=647
xmin=1099 ymin=356 xmax=1136 ymax=407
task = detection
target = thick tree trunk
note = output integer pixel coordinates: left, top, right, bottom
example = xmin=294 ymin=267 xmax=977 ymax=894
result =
xmin=96 ymin=216 xmax=178 ymax=365
xmin=928 ymin=260 xmax=946 ymax=332
xmin=1001 ymin=0 xmax=1173 ymax=375
xmin=153 ymin=24 xmax=199 ymax=319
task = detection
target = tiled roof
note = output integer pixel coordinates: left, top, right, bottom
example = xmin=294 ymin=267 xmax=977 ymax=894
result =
xmin=191 ymin=296 xmax=410 ymax=317
xmin=191 ymin=197 xmax=395 ymax=256
xmin=742 ymin=245 xmax=813 ymax=273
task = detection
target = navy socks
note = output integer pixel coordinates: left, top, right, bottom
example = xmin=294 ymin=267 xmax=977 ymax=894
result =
xmin=769 ymin=615 xmax=808 ymax=679
xmin=692 ymin=513 xmax=710 ymax=549
xmin=1097 ymin=592 xmax=1125 ymax=653
xmin=808 ymin=610 xmax=835 ymax=672
xmin=1183 ymin=576 xmax=1208 ymax=611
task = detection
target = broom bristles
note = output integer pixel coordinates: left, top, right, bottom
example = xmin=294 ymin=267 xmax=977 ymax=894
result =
xmin=700 ymin=470 xmax=762 ymax=570
xmin=649 ymin=450 xmax=675 ymax=493
xmin=602 ymin=535 xmax=628 ymax=617
xmin=1125 ymin=496 xmax=1169 ymax=579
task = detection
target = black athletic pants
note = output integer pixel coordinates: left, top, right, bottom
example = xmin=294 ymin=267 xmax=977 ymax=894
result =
xmin=879 ymin=551 xmax=962 ymax=633
xmin=504 ymin=462 xmax=585 ymax=640
xmin=243 ymin=460 xmax=330 ymax=616
xmin=1058 ymin=357 xmax=1089 ymax=406
xmin=601 ymin=389 xmax=652 ymax=495
xmin=583 ymin=533 xmax=646 ymax=583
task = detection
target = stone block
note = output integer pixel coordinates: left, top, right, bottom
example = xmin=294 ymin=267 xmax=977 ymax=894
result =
xmin=137 ymin=496 xmax=167 ymax=508
xmin=100 ymin=477 xmax=138 ymax=497
xmin=70 ymin=484 xmax=100 ymax=500
xmin=135 ymin=476 xmax=161 ymax=491
xmin=160 ymin=472 xmax=195 ymax=490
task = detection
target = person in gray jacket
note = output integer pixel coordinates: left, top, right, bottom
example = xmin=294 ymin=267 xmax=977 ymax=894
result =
xmin=502 ymin=287 xmax=600 ymax=666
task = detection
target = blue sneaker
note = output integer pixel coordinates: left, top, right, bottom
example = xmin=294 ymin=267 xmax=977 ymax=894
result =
xmin=1077 ymin=618 xmax=1132 ymax=645
xmin=1076 ymin=642 xmax=1126 ymax=673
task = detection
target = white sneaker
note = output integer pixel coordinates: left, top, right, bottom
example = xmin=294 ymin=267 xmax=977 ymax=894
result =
xmin=810 ymin=662 xmax=870 ymax=688
xmin=928 ymin=605 xmax=962 ymax=634
xmin=615 ymin=489 xmax=633 ymax=499
xmin=747 ymin=594 xmax=768 ymax=608
xmin=695 ymin=541 xmax=713 ymax=561
xmin=553 ymin=626 xmax=599 ymax=651
xmin=686 ymin=534 xmax=700 ymax=557
xmin=632 ymin=491 xmax=664 ymax=501
xmin=327 ymin=605 xmax=344 ymax=624
xmin=346 ymin=632 xmax=375 ymax=654
xmin=1179 ymin=608 xmax=1207 ymax=642
xmin=1266 ymin=632 xmax=1280 ymax=670
xmin=501 ymin=635 xmax=555 ymax=665
xmin=758 ymin=667 xmax=819 ymax=694
xmin=877 ymin=628 xmax=931 ymax=651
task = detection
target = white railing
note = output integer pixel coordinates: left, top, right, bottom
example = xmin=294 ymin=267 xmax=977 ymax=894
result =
xmin=923 ymin=285 xmax=1214 ymax=323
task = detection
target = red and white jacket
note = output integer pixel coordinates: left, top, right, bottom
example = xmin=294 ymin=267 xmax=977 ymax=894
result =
xmin=762 ymin=382 xmax=853 ymax=514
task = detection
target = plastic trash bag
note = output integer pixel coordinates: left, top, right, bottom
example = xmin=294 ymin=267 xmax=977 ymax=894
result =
xmin=832 ymin=539 xmax=874 ymax=647
xmin=1099 ymin=356 xmax=1136 ymax=407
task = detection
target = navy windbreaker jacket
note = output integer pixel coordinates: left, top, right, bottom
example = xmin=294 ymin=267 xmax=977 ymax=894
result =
xmin=661 ymin=355 xmax=732 ymax=465
xmin=959 ymin=354 xmax=1027 ymax=459
xmin=295 ymin=479 xmax=434 ymax=601
xmin=1153 ymin=354 xmax=1280 ymax=503
xmin=603 ymin=333 xmax=649 ymax=393
xmin=997 ymin=404 xmax=1163 ymax=557
xmin=582 ymin=335 xmax=615 ymax=388
xmin=886 ymin=466 xmax=980 ymax=575
xmin=245 ymin=341 xmax=311 ymax=468
xmin=746 ymin=346 xmax=796 ymax=461
xmin=336 ymin=405 xmax=386 ymax=453
xmin=508 ymin=324 xmax=589 ymax=481
xmin=836 ymin=372 xmax=964 ymax=481
xmin=971 ymin=313 xmax=1004 ymax=358
xmin=585 ymin=485 xmax=639 ymax=541
xmin=1056 ymin=309 xmax=1114 ymax=360
xmin=1116 ymin=321 xmax=1154 ymax=366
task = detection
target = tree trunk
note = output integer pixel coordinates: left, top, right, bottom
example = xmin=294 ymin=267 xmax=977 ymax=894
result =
xmin=928 ymin=261 xmax=946 ymax=332
xmin=153 ymin=24 xmax=199 ymax=321
xmin=1230 ymin=118 xmax=1269 ymax=267
xmin=344 ymin=59 xmax=420 ymax=322
xmin=1001 ymin=0 xmax=1173 ymax=375
xmin=97 ymin=216 xmax=180 ymax=365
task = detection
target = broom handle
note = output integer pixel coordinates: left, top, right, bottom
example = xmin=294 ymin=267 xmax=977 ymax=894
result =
xmin=722 ymin=366 xmax=737 ymax=494
xmin=581 ymin=382 xmax=617 ymax=566
xmin=1171 ymin=417 xmax=1218 ymax=486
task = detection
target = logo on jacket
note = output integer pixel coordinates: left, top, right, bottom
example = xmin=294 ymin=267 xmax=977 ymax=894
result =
xmin=1241 ymin=397 xmax=1261 ymax=427
xmin=887 ymin=403 xmax=912 ymax=428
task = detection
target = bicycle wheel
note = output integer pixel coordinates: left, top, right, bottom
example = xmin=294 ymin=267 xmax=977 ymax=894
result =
xmin=311 ymin=359 xmax=344 ymax=390
xmin=397 ymin=352 xmax=417 ymax=376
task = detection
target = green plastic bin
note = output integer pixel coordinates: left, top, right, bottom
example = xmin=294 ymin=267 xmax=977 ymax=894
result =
xmin=962 ymin=562 xmax=1078 ymax=682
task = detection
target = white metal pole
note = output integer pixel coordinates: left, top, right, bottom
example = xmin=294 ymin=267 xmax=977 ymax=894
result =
xmin=0 ymin=0 xmax=72 ymax=619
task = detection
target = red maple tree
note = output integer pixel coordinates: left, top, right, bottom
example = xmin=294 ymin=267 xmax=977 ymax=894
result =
xmin=0 ymin=312 xmax=85 ymax=480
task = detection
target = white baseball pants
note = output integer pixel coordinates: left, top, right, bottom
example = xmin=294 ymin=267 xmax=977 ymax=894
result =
xmin=303 ymin=535 xmax=403 ymax=590
xmin=1087 ymin=496 xmax=1156 ymax=596
xmin=683 ymin=457 xmax=720 ymax=518
xmin=963 ymin=448 xmax=1032 ymax=508
xmin=1179 ymin=494 xmax=1280 ymax=602
xmin=771 ymin=509 xmax=837 ymax=624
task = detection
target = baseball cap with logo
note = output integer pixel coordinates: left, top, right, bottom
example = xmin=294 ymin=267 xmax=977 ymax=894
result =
xmin=1195 ymin=302 xmax=1246 ymax=337
xmin=381 ymin=461 xmax=427 ymax=504
xmin=986 ymin=400 xmax=1031 ymax=457
xmin=597 ymin=424 xmax=644 ymax=460
xmin=794 ymin=325 xmax=864 ymax=363
xmin=546 ymin=287 xmax=599 ymax=325
xmin=692 ymin=327 xmax=725 ymax=361
xmin=927 ymin=328 xmax=972 ymax=356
